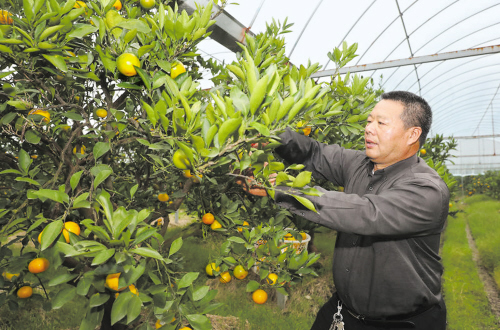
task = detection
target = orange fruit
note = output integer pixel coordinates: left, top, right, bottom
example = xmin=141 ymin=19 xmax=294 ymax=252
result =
xmin=74 ymin=1 xmax=87 ymax=8
xmin=155 ymin=319 xmax=165 ymax=329
xmin=284 ymin=233 xmax=294 ymax=241
xmin=62 ymin=221 xmax=80 ymax=243
xmin=201 ymin=213 xmax=214 ymax=225
xmin=219 ymin=271 xmax=231 ymax=283
xmin=158 ymin=193 xmax=169 ymax=202
xmin=2 ymin=272 xmax=20 ymax=281
xmin=303 ymin=126 xmax=312 ymax=136
xmin=420 ymin=149 xmax=426 ymax=155
xmin=96 ymin=109 xmax=108 ymax=118
xmin=28 ymin=257 xmax=50 ymax=274
xmin=233 ymin=265 xmax=248 ymax=280
xmin=266 ymin=273 xmax=278 ymax=285
xmin=31 ymin=155 xmax=38 ymax=159
xmin=17 ymin=286 xmax=33 ymax=298
xmin=117 ymin=53 xmax=141 ymax=77
xmin=128 ymin=284 xmax=139 ymax=296
xmin=205 ymin=263 xmax=220 ymax=276
xmin=449 ymin=203 xmax=453 ymax=208
xmin=172 ymin=149 xmax=191 ymax=169
xmin=29 ymin=109 xmax=50 ymax=123
xmin=171 ymin=62 xmax=186 ymax=79
xmin=179 ymin=328 xmax=191 ymax=330
xmin=210 ymin=220 xmax=222 ymax=230
xmin=252 ymin=289 xmax=268 ymax=304
xmin=300 ymin=232 xmax=307 ymax=240
xmin=113 ymin=0 xmax=122 ymax=10
xmin=0 ymin=10 xmax=14 ymax=25
xmin=140 ymin=0 xmax=155 ymax=9
xmin=183 ymin=169 xmax=194 ymax=178
xmin=237 ymin=221 xmax=249 ymax=232
xmin=106 ymin=273 xmax=126 ymax=291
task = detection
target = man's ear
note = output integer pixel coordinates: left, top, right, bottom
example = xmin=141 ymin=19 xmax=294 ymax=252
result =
xmin=408 ymin=127 xmax=422 ymax=146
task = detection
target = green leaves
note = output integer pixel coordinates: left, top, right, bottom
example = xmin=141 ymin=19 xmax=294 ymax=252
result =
xmin=42 ymin=54 xmax=68 ymax=72
xmin=218 ymin=117 xmax=242 ymax=146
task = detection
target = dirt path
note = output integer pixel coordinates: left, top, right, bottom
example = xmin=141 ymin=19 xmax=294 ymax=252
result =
xmin=465 ymin=222 xmax=500 ymax=322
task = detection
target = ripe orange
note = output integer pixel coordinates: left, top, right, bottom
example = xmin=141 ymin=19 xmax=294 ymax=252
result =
xmin=201 ymin=213 xmax=214 ymax=225
xmin=158 ymin=193 xmax=169 ymax=202
xmin=171 ymin=62 xmax=186 ymax=79
xmin=284 ymin=233 xmax=294 ymax=241
xmin=29 ymin=109 xmax=50 ymax=123
xmin=113 ymin=0 xmax=122 ymax=10
xmin=303 ymin=126 xmax=312 ymax=136
xmin=449 ymin=203 xmax=453 ymax=208
xmin=2 ymin=272 xmax=20 ymax=281
xmin=74 ymin=1 xmax=87 ymax=8
xmin=62 ymin=221 xmax=81 ymax=243
xmin=155 ymin=319 xmax=165 ymax=329
xmin=252 ymin=289 xmax=268 ymax=304
xmin=17 ymin=286 xmax=33 ymax=298
xmin=96 ymin=109 xmax=108 ymax=118
xmin=205 ymin=262 xmax=220 ymax=276
xmin=140 ymin=0 xmax=155 ymax=9
xmin=172 ymin=149 xmax=191 ymax=169
xmin=420 ymin=149 xmax=427 ymax=155
xmin=28 ymin=257 xmax=50 ymax=274
xmin=106 ymin=273 xmax=126 ymax=291
xmin=237 ymin=221 xmax=249 ymax=232
xmin=0 ymin=10 xmax=14 ymax=25
xmin=128 ymin=284 xmax=139 ymax=296
xmin=210 ymin=220 xmax=222 ymax=230
xmin=183 ymin=169 xmax=194 ymax=178
xmin=117 ymin=53 xmax=141 ymax=77
xmin=300 ymin=232 xmax=307 ymax=240
xmin=233 ymin=265 xmax=248 ymax=280
xmin=219 ymin=271 xmax=231 ymax=283
xmin=179 ymin=327 xmax=191 ymax=330
xmin=266 ymin=273 xmax=278 ymax=285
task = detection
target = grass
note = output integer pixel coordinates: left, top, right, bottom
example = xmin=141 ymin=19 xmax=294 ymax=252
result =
xmin=441 ymin=205 xmax=498 ymax=329
xmin=463 ymin=196 xmax=500 ymax=288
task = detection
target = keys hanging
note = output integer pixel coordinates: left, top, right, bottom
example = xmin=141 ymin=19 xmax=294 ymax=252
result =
xmin=329 ymin=300 xmax=345 ymax=330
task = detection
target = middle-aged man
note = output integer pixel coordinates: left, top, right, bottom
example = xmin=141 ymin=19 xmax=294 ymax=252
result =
xmin=246 ymin=91 xmax=450 ymax=329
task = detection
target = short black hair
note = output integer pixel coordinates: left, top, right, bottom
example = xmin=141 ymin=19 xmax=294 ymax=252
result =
xmin=381 ymin=91 xmax=432 ymax=147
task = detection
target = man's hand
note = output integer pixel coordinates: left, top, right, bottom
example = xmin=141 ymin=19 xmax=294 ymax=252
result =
xmin=236 ymin=173 xmax=276 ymax=197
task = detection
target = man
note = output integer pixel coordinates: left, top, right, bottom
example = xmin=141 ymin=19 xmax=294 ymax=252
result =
xmin=249 ymin=91 xmax=449 ymax=329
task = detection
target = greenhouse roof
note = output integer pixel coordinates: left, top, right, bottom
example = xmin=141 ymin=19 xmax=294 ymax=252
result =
xmin=191 ymin=0 xmax=500 ymax=175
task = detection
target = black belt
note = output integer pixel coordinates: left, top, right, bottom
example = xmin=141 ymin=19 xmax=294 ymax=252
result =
xmin=340 ymin=301 xmax=436 ymax=329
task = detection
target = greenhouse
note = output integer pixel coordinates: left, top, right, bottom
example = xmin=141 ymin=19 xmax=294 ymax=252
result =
xmin=1 ymin=0 xmax=500 ymax=329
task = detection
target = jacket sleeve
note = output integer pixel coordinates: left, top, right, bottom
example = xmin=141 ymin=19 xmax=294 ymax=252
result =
xmin=274 ymin=176 xmax=449 ymax=237
xmin=275 ymin=127 xmax=364 ymax=187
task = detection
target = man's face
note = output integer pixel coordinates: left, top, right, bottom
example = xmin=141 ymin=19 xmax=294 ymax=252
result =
xmin=364 ymin=100 xmax=414 ymax=169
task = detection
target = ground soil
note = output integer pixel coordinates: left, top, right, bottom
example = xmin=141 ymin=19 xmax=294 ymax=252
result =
xmin=465 ymin=223 xmax=500 ymax=323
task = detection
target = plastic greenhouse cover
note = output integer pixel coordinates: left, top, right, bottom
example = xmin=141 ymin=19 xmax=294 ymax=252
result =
xmin=196 ymin=0 xmax=500 ymax=175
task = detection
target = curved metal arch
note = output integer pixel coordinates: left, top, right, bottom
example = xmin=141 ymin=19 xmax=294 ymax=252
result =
xmin=413 ymin=3 xmax=500 ymax=55
xmin=407 ymin=51 xmax=496 ymax=94
xmin=426 ymin=70 xmax=500 ymax=104
xmin=431 ymin=86 xmax=500 ymax=110
xmin=323 ymin=0 xmax=377 ymax=70
xmin=433 ymin=95 xmax=494 ymax=118
xmin=369 ymin=1 xmax=460 ymax=82
xmin=434 ymin=109 xmax=498 ymax=129
xmin=472 ymin=82 xmax=500 ymax=135
xmin=432 ymin=114 xmax=499 ymax=133
xmin=472 ymin=36 xmax=500 ymax=48
xmin=288 ymin=0 xmax=324 ymax=58
xmin=354 ymin=0 xmax=418 ymax=65
xmin=432 ymin=99 xmax=494 ymax=125
xmin=380 ymin=3 xmax=500 ymax=87
xmin=432 ymin=119 xmax=495 ymax=135
xmin=436 ymin=21 xmax=500 ymax=54
xmin=420 ymin=62 xmax=500 ymax=93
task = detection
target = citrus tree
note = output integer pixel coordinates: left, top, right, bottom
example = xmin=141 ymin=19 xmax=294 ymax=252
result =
xmin=0 ymin=0 xmax=382 ymax=329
